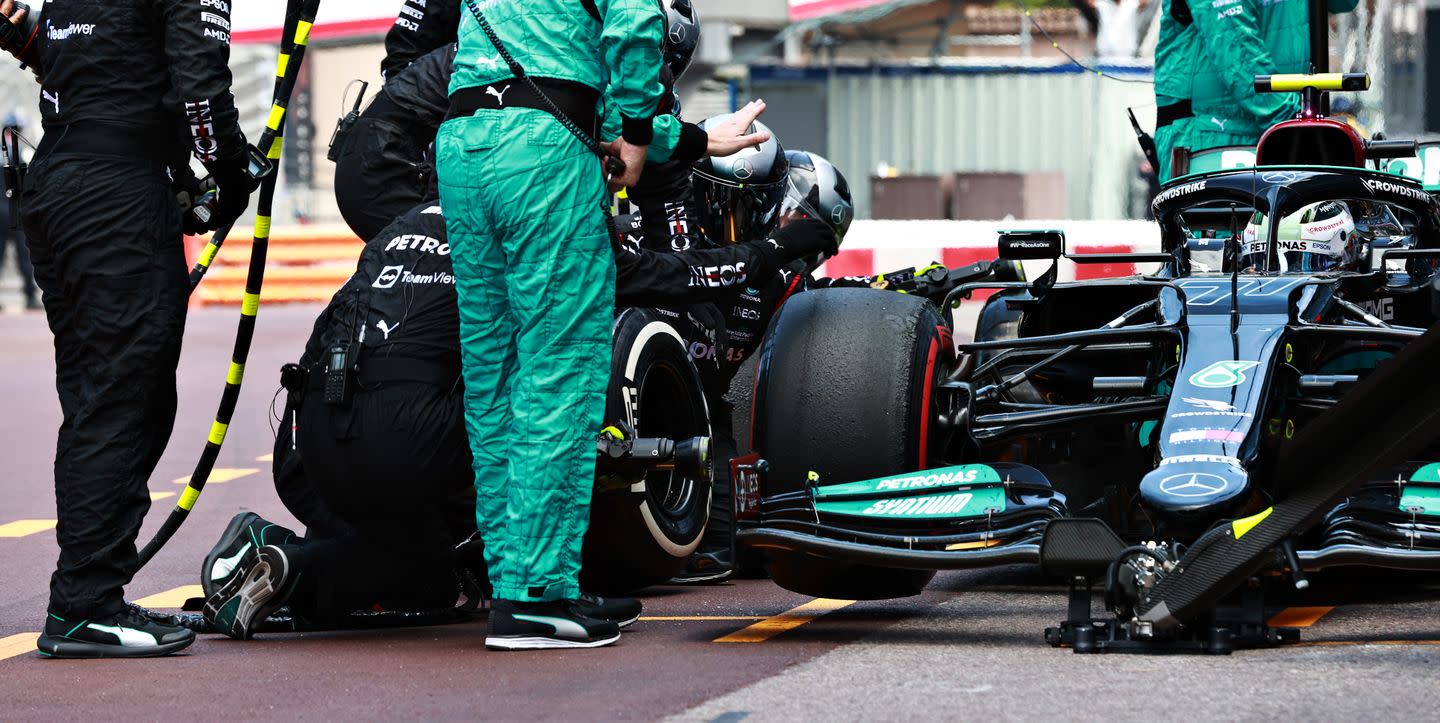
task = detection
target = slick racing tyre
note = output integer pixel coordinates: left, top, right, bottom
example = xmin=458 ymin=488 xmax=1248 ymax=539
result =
xmin=582 ymin=308 xmax=712 ymax=594
xmin=972 ymin=290 xmax=1038 ymax=402
xmin=751 ymin=288 xmax=954 ymax=599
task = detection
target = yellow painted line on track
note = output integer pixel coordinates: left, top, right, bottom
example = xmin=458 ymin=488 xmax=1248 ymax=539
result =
xmin=133 ymin=585 xmax=204 ymax=610
xmin=641 ymin=616 xmax=767 ymax=622
xmin=256 ymin=453 xmax=274 ymax=462
xmin=150 ymin=491 xmax=176 ymax=502
xmin=173 ymin=468 xmax=259 ymax=485
xmin=0 ymin=633 xmax=39 ymax=662
xmin=1268 ymin=606 xmax=1335 ymax=628
xmin=0 ymin=519 xmax=57 ymax=538
xmin=714 ymin=599 xmax=855 ymax=643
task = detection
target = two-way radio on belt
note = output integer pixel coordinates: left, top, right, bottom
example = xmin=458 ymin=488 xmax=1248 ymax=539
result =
xmin=136 ymin=0 xmax=324 ymax=569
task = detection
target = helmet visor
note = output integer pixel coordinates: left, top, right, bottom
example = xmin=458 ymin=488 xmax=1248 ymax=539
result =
xmin=779 ymin=179 xmax=854 ymax=244
xmin=694 ymin=173 xmax=786 ymax=245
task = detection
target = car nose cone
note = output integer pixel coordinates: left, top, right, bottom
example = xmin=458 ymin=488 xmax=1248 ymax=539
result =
xmin=1140 ymin=461 xmax=1250 ymax=516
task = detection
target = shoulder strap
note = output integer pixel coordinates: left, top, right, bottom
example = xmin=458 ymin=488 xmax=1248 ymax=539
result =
xmin=1170 ymin=0 xmax=1193 ymax=27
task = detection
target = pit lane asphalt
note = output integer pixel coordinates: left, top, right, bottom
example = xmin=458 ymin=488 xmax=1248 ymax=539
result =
xmin=3 ymin=307 xmax=1440 ymax=720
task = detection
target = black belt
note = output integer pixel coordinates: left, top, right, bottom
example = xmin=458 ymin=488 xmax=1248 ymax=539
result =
xmin=357 ymin=356 xmax=460 ymax=387
xmin=36 ymin=121 xmax=173 ymax=160
xmin=1156 ymin=100 xmax=1194 ymax=130
xmin=446 ymin=78 xmax=600 ymax=139
xmin=302 ymin=355 xmax=460 ymax=393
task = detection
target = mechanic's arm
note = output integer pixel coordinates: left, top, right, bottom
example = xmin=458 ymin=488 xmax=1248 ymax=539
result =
xmin=599 ymin=0 xmax=665 ymax=187
xmin=601 ymin=88 xmax=692 ymax=164
xmin=382 ymin=0 xmax=460 ymax=80
xmin=1190 ymin=0 xmax=1299 ymax=127
xmin=615 ymin=218 xmax=838 ymax=306
xmin=0 ymin=0 xmax=39 ymax=73
xmin=163 ymin=0 xmax=252 ymax=226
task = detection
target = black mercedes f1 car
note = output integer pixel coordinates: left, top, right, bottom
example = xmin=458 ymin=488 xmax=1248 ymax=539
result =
xmin=732 ymin=73 xmax=1440 ymax=653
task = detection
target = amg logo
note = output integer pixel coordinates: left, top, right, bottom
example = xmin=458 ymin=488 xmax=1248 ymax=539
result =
xmin=1154 ymin=180 xmax=1208 ymax=205
xmin=1358 ymin=297 xmax=1394 ymax=321
xmin=875 ymin=468 xmax=981 ymax=490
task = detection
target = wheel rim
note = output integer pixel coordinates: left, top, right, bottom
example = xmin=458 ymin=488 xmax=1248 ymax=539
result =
xmin=637 ymin=359 xmax=707 ymax=525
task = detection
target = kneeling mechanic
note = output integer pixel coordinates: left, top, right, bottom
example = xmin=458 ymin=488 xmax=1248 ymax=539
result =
xmin=200 ymin=199 xmax=837 ymax=641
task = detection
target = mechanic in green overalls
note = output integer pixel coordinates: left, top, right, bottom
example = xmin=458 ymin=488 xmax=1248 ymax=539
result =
xmin=435 ymin=0 xmax=665 ymax=651
xmin=1154 ymin=0 xmax=1358 ymax=181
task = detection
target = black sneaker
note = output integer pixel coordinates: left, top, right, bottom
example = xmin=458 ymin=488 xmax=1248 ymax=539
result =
xmin=486 ymin=599 xmax=621 ymax=650
xmin=37 ymin=605 xmax=195 ymax=659
xmin=204 ymin=544 xmax=298 ymax=640
xmin=668 ymin=551 xmax=734 ymax=585
xmin=202 ymin=512 xmax=297 ymax=598
xmin=577 ymin=591 xmax=642 ymax=628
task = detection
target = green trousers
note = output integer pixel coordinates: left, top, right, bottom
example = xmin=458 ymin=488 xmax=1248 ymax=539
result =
xmin=436 ymin=107 xmax=616 ymax=602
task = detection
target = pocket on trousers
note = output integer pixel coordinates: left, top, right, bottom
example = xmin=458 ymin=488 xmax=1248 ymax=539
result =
xmin=527 ymin=118 xmax=564 ymax=147
xmin=436 ymin=115 xmax=498 ymax=190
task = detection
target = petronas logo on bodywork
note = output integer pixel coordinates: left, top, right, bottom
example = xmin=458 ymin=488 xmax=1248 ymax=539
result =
xmin=1188 ymin=361 xmax=1260 ymax=389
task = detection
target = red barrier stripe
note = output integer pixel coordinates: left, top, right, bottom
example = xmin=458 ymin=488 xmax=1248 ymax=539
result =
xmin=823 ymin=248 xmax=876 ymax=279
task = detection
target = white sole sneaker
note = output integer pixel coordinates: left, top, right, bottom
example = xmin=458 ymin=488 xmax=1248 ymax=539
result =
xmin=484 ymin=633 xmax=622 ymax=651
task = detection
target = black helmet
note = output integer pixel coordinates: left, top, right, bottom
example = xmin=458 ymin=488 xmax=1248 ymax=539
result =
xmin=779 ymin=150 xmax=854 ymax=245
xmin=662 ymin=0 xmax=701 ymax=81
xmin=692 ymin=115 xmax=787 ymax=245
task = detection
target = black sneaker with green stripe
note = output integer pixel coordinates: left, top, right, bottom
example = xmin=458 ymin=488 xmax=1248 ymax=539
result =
xmin=37 ymin=605 xmax=195 ymax=659
xmin=204 ymin=544 xmax=299 ymax=640
xmin=202 ymin=512 xmax=298 ymax=598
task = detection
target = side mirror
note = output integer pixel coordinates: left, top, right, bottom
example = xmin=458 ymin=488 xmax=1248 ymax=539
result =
xmin=991 ymin=258 xmax=1026 ymax=283
xmin=998 ymin=230 xmax=1065 ymax=261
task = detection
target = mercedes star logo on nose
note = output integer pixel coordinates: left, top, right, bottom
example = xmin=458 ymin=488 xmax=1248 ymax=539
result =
xmin=1261 ymin=171 xmax=1302 ymax=184
xmin=1158 ymin=472 xmax=1230 ymax=498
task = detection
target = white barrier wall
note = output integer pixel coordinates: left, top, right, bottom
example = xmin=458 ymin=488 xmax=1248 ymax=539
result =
xmin=815 ymin=219 xmax=1164 ymax=281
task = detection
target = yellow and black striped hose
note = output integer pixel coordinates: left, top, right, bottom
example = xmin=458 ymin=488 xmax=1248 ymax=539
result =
xmin=137 ymin=0 xmax=323 ymax=568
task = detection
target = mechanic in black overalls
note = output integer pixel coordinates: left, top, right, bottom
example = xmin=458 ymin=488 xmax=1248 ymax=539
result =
xmin=380 ymin=0 xmax=459 ymax=80
xmin=0 ymin=0 xmax=253 ymax=658
xmin=199 ymin=198 xmax=837 ymax=639
xmin=330 ymin=0 xmax=721 ymax=242
xmin=664 ymin=139 xmax=870 ymax=583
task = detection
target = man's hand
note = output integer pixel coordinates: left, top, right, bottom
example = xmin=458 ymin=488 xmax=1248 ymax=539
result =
xmin=210 ymin=161 xmax=256 ymax=229
xmin=704 ymin=99 xmax=770 ymax=158
xmin=0 ymin=0 xmax=27 ymax=25
xmin=768 ymin=217 xmax=838 ymax=263
xmin=602 ymin=138 xmax=649 ymax=191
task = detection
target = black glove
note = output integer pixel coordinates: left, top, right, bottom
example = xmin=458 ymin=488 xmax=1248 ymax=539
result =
xmin=768 ymin=218 xmax=839 ymax=264
xmin=210 ymin=160 xmax=256 ymax=229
